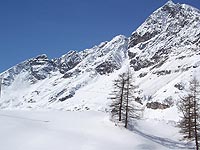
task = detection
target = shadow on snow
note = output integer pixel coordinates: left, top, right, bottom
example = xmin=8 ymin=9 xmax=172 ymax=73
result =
xmin=128 ymin=124 xmax=194 ymax=149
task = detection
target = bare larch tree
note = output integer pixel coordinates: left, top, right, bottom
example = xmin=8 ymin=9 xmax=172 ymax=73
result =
xmin=109 ymin=69 xmax=140 ymax=128
xmin=178 ymin=77 xmax=200 ymax=150
xmin=109 ymin=73 xmax=126 ymax=122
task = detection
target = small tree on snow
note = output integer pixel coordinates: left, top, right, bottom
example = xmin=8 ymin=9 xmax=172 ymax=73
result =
xmin=123 ymin=69 xmax=140 ymax=128
xmin=190 ymin=77 xmax=200 ymax=150
xmin=178 ymin=77 xmax=200 ymax=150
xmin=109 ymin=69 xmax=140 ymax=128
xmin=178 ymin=94 xmax=194 ymax=139
xmin=109 ymin=73 xmax=126 ymax=122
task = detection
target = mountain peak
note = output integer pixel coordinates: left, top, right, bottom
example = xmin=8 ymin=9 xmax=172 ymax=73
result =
xmin=35 ymin=54 xmax=48 ymax=60
xmin=164 ymin=0 xmax=175 ymax=7
xmin=111 ymin=35 xmax=127 ymax=42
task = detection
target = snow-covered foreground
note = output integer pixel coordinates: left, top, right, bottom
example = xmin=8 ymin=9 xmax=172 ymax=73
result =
xmin=0 ymin=110 xmax=193 ymax=150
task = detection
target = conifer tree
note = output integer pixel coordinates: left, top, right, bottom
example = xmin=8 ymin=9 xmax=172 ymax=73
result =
xmin=109 ymin=73 xmax=126 ymax=122
xmin=178 ymin=94 xmax=194 ymax=139
xmin=178 ymin=77 xmax=200 ymax=150
xmin=109 ymin=69 xmax=140 ymax=128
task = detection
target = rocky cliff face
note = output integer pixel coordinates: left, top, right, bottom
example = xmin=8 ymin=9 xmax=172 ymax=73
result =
xmin=0 ymin=1 xmax=200 ymax=112
xmin=128 ymin=1 xmax=200 ymax=71
xmin=126 ymin=1 xmax=200 ymax=111
xmin=1 ymin=54 xmax=57 ymax=86
xmin=54 ymin=51 xmax=82 ymax=74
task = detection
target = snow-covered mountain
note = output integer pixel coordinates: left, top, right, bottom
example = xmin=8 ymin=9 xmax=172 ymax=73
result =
xmin=0 ymin=35 xmax=128 ymax=111
xmin=0 ymin=1 xmax=200 ymax=121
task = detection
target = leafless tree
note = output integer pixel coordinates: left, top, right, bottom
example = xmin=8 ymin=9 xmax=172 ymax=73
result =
xmin=178 ymin=94 xmax=194 ymax=139
xmin=109 ymin=69 xmax=140 ymax=128
xmin=178 ymin=77 xmax=200 ymax=150
xmin=109 ymin=73 xmax=126 ymax=122
xmin=189 ymin=77 xmax=200 ymax=150
xmin=123 ymin=69 xmax=140 ymax=128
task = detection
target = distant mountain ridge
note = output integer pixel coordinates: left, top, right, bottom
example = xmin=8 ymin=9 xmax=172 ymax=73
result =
xmin=0 ymin=1 xmax=200 ymax=119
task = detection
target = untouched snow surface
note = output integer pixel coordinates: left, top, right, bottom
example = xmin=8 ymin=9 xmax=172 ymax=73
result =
xmin=0 ymin=110 xmax=193 ymax=150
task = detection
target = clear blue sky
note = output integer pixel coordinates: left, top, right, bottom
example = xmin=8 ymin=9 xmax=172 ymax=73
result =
xmin=0 ymin=0 xmax=199 ymax=72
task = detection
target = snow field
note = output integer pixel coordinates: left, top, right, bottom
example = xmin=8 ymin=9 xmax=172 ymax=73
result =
xmin=0 ymin=110 xmax=193 ymax=150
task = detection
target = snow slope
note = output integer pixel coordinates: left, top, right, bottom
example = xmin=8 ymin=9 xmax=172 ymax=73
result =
xmin=0 ymin=110 xmax=193 ymax=150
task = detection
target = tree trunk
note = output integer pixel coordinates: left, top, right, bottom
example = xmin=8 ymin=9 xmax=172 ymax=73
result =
xmin=194 ymin=99 xmax=199 ymax=150
xmin=192 ymin=78 xmax=199 ymax=150
xmin=189 ymin=96 xmax=192 ymax=139
xmin=125 ymin=74 xmax=130 ymax=128
xmin=119 ymin=80 xmax=125 ymax=121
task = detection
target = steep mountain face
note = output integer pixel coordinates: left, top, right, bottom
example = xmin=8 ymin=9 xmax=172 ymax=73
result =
xmin=2 ymin=54 xmax=57 ymax=86
xmin=127 ymin=1 xmax=200 ymax=105
xmin=0 ymin=1 xmax=200 ymax=120
xmin=129 ymin=0 xmax=200 ymax=71
xmin=54 ymin=50 xmax=82 ymax=74
xmin=0 ymin=35 xmax=128 ymax=110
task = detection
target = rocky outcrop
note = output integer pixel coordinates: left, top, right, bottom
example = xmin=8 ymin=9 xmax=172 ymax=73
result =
xmin=146 ymin=102 xmax=170 ymax=110
xmin=54 ymin=51 xmax=82 ymax=74
xmin=130 ymin=58 xmax=153 ymax=71
xmin=129 ymin=31 xmax=159 ymax=48
xmin=174 ymin=83 xmax=184 ymax=90
xmin=1 ymin=54 xmax=57 ymax=85
xmin=30 ymin=54 xmax=57 ymax=81
xmin=95 ymin=61 xmax=119 ymax=75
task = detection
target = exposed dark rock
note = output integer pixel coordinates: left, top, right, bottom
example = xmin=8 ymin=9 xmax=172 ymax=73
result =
xmin=151 ymin=48 xmax=169 ymax=63
xmin=129 ymin=46 xmax=170 ymax=72
xmin=27 ymin=99 xmax=36 ymax=103
xmin=151 ymin=59 xmax=168 ymax=70
xmin=161 ymin=2 xmax=181 ymax=18
xmin=139 ymin=72 xmax=148 ymax=78
xmin=55 ymin=51 xmax=82 ymax=74
xmin=174 ymin=83 xmax=184 ymax=90
xmin=128 ymin=51 xmax=136 ymax=59
xmin=85 ymin=107 xmax=90 ymax=110
xmin=29 ymin=55 xmax=57 ymax=80
xmin=128 ymin=31 xmax=159 ymax=48
xmin=35 ymin=54 xmax=48 ymax=60
xmin=176 ymin=56 xmax=186 ymax=60
xmin=95 ymin=61 xmax=119 ymax=75
xmin=146 ymin=102 xmax=170 ymax=109
xmin=63 ymin=69 xmax=81 ymax=78
xmin=139 ymin=43 xmax=147 ymax=50
xmin=99 ymin=42 xmax=108 ymax=49
xmin=135 ymin=97 xmax=143 ymax=105
xmin=130 ymin=59 xmax=153 ymax=71
xmin=63 ymin=72 xmax=73 ymax=78
xmin=59 ymin=94 xmax=74 ymax=102
xmin=181 ymin=66 xmax=192 ymax=71
xmin=1 ymin=54 xmax=57 ymax=85
xmin=59 ymin=91 xmax=75 ymax=102
xmin=153 ymin=70 xmax=172 ymax=76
